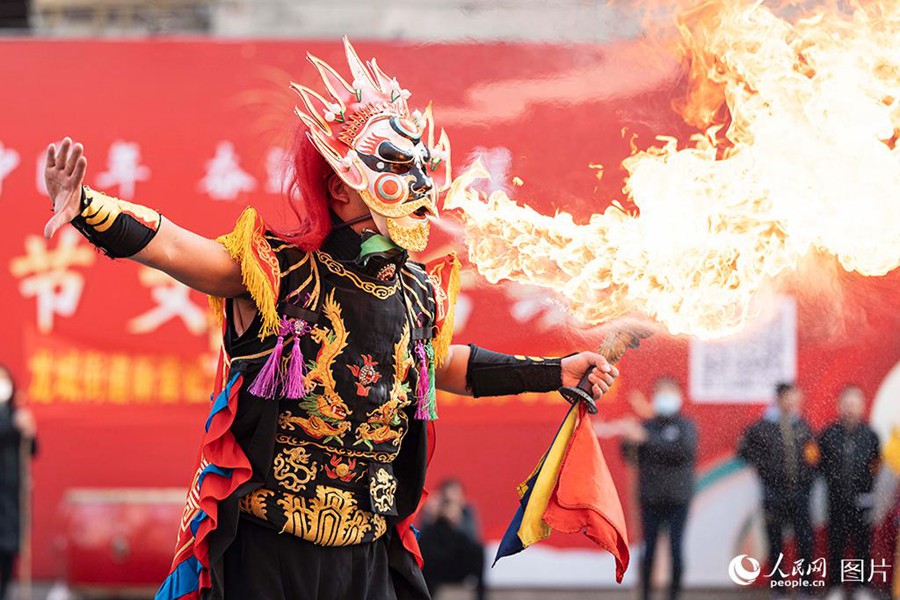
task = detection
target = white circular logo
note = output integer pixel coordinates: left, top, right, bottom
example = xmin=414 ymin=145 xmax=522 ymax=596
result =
xmin=728 ymin=554 xmax=761 ymax=586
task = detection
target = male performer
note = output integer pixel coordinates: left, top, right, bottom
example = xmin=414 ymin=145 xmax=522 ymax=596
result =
xmin=41 ymin=39 xmax=617 ymax=600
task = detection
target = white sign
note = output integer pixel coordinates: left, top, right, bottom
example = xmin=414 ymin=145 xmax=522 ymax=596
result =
xmin=689 ymin=297 xmax=797 ymax=403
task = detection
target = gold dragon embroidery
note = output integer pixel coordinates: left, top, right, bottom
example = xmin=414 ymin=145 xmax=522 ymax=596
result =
xmin=279 ymin=290 xmax=352 ymax=444
xmin=273 ymin=446 xmax=317 ymax=493
xmin=369 ymin=467 xmax=398 ymax=514
xmin=355 ymin=323 xmax=413 ymax=450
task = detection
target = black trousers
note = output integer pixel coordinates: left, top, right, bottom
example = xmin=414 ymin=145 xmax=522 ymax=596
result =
xmin=763 ymin=489 xmax=813 ymax=585
xmin=640 ymin=502 xmax=689 ymax=600
xmin=221 ymin=518 xmax=430 ymax=600
xmin=827 ymin=496 xmax=872 ymax=588
xmin=0 ymin=552 xmax=13 ymax=600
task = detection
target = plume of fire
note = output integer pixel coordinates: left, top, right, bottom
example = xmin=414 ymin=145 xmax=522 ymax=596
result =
xmin=444 ymin=0 xmax=900 ymax=340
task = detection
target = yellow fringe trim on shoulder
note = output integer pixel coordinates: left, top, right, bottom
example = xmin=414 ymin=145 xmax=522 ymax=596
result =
xmin=433 ymin=253 xmax=461 ymax=367
xmin=209 ymin=206 xmax=281 ymax=338
xmin=208 ymin=295 xmax=226 ymax=327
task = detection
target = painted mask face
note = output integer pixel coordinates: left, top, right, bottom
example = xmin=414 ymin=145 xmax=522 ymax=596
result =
xmin=293 ymin=38 xmax=451 ymax=252
xmin=355 ymin=116 xmax=438 ymax=251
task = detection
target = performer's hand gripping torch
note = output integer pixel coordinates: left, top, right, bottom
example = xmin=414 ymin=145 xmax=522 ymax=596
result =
xmin=558 ymin=323 xmax=655 ymax=414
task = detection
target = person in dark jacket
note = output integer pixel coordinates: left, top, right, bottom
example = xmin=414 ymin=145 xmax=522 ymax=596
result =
xmin=818 ymin=385 xmax=880 ymax=595
xmin=418 ymin=479 xmax=485 ymax=600
xmin=622 ymin=376 xmax=698 ymax=600
xmin=739 ymin=382 xmax=818 ymax=593
xmin=0 ymin=365 xmax=37 ymax=600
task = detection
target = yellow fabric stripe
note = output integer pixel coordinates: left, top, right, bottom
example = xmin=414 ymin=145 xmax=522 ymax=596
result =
xmin=433 ymin=254 xmax=461 ymax=367
xmin=517 ymin=407 xmax=578 ymax=548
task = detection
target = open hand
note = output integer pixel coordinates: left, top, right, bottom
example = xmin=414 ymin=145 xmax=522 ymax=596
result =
xmin=43 ymin=137 xmax=87 ymax=239
xmin=560 ymin=351 xmax=619 ymax=403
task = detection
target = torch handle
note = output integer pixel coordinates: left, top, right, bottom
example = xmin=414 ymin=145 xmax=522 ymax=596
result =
xmin=558 ymin=326 xmax=653 ymax=415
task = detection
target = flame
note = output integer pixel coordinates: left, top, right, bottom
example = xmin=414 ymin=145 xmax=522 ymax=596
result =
xmin=444 ymin=0 xmax=900 ymax=340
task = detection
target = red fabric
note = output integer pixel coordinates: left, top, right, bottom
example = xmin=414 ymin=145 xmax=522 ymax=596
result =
xmin=271 ymin=129 xmax=333 ymax=251
xmin=165 ymin=348 xmax=254 ymax=595
xmin=543 ymin=406 xmax=630 ymax=583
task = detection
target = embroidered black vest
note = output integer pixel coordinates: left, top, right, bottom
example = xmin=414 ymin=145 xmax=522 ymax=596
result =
xmin=233 ymin=229 xmax=439 ymax=546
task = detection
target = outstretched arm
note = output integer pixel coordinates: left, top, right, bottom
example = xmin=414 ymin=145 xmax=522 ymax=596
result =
xmin=43 ymin=138 xmax=246 ymax=298
xmin=435 ymin=343 xmax=617 ymax=404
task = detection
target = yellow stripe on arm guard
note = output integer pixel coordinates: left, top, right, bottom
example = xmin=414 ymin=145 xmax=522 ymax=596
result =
xmin=209 ymin=206 xmax=282 ymax=338
xmin=71 ymin=186 xmax=161 ymax=258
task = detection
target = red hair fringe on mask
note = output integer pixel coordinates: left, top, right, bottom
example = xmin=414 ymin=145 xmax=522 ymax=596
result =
xmin=270 ymin=127 xmax=333 ymax=252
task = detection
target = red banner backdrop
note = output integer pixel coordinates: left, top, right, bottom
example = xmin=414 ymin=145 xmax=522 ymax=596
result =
xmin=0 ymin=39 xmax=898 ymax=583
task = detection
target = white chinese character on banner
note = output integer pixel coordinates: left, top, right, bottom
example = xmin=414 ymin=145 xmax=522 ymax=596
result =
xmin=95 ymin=141 xmax=151 ymax=199
xmin=199 ymin=141 xmax=256 ymax=201
xmin=8 ymin=228 xmax=96 ymax=333
xmin=127 ymin=267 xmax=208 ymax=335
xmin=0 ymin=142 xmax=20 ymax=197
xmin=265 ymin=146 xmax=295 ymax=194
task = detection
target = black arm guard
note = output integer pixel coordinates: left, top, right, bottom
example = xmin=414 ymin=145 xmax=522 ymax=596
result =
xmin=71 ymin=186 xmax=161 ymax=258
xmin=465 ymin=343 xmax=563 ymax=398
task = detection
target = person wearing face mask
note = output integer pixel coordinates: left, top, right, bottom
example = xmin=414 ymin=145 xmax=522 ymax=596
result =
xmin=621 ymin=376 xmax=698 ymax=600
xmin=0 ymin=365 xmax=37 ymax=600
xmin=819 ymin=386 xmax=880 ymax=600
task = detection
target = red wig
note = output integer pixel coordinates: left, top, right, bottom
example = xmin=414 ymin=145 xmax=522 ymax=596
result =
xmin=272 ymin=127 xmax=333 ymax=251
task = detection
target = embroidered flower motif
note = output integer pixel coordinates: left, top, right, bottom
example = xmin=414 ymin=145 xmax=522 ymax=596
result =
xmin=347 ymin=354 xmax=382 ymax=397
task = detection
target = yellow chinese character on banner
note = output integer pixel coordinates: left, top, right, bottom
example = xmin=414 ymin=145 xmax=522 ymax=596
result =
xmin=107 ymin=354 xmax=132 ymax=404
xmin=27 ymin=350 xmax=54 ymax=403
xmin=132 ymin=356 xmax=156 ymax=402
xmin=53 ymin=350 xmax=83 ymax=402
xmin=158 ymin=357 xmax=182 ymax=403
xmin=82 ymin=352 xmax=106 ymax=400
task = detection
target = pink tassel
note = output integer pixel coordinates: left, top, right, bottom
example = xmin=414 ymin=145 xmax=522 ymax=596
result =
xmin=283 ymin=336 xmax=306 ymax=399
xmin=414 ymin=340 xmax=430 ymax=420
xmin=249 ymin=333 xmax=285 ymax=398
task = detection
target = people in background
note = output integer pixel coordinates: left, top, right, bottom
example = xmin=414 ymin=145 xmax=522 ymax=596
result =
xmin=622 ymin=376 xmax=698 ymax=600
xmin=418 ymin=478 xmax=485 ymax=600
xmin=738 ymin=382 xmax=818 ymax=597
xmin=0 ymin=365 xmax=37 ymax=600
xmin=819 ymin=385 xmax=880 ymax=599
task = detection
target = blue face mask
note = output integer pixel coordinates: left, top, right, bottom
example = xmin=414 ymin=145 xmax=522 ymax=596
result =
xmin=653 ymin=391 xmax=682 ymax=417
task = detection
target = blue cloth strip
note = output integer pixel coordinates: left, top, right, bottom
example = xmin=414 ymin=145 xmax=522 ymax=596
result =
xmin=155 ymin=556 xmax=202 ymax=600
xmin=197 ymin=463 xmax=233 ymax=491
xmin=205 ymin=372 xmax=241 ymax=432
xmin=189 ymin=510 xmax=208 ymax=537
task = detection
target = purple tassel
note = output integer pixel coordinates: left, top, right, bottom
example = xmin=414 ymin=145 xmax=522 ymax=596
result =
xmin=283 ymin=335 xmax=306 ymax=400
xmin=249 ymin=332 xmax=285 ymax=398
xmin=414 ymin=340 xmax=431 ymax=420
